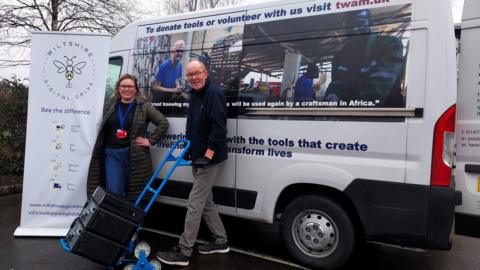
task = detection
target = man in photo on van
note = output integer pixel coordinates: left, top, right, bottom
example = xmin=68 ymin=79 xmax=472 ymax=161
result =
xmin=151 ymin=39 xmax=186 ymax=109
xmin=323 ymin=9 xmax=404 ymax=107
xmin=294 ymin=62 xmax=319 ymax=102
xmin=156 ymin=60 xmax=229 ymax=266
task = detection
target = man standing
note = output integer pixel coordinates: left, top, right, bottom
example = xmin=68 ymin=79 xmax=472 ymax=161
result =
xmin=156 ymin=60 xmax=229 ymax=266
xmin=151 ymin=39 xmax=185 ymax=107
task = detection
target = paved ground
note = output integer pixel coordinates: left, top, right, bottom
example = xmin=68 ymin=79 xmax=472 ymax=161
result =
xmin=0 ymin=194 xmax=299 ymax=270
xmin=2 ymin=193 xmax=480 ymax=270
xmin=0 ymin=193 xmax=103 ymax=270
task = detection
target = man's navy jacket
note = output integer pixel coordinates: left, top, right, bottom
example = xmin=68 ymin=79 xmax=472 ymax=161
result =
xmin=186 ymin=79 xmax=228 ymax=164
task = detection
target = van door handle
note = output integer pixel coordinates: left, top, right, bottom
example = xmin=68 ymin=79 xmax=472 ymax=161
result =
xmin=465 ymin=164 xmax=480 ymax=173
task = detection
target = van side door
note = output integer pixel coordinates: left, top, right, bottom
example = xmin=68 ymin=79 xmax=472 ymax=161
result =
xmin=129 ymin=11 xmax=250 ymax=215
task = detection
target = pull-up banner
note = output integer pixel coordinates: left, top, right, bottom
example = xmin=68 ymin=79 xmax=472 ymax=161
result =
xmin=14 ymin=32 xmax=110 ymax=236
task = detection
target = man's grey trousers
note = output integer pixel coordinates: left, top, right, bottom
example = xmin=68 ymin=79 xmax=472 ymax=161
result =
xmin=179 ymin=161 xmax=228 ymax=256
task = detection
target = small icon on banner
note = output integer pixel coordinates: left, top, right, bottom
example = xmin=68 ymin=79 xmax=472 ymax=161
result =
xmin=52 ymin=182 xmax=62 ymax=190
xmin=51 ymin=161 xmax=63 ymax=172
xmin=53 ymin=121 xmax=65 ymax=133
xmin=50 ymin=178 xmax=62 ymax=190
xmin=53 ymin=141 xmax=64 ymax=151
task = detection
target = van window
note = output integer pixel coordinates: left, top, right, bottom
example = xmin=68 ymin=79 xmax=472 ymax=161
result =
xmin=106 ymin=57 xmax=123 ymax=99
xmin=240 ymin=4 xmax=411 ymax=111
xmin=132 ymin=25 xmax=244 ymax=117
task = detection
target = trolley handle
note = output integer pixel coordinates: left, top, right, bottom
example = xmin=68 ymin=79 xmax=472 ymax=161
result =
xmin=135 ymin=139 xmax=191 ymax=211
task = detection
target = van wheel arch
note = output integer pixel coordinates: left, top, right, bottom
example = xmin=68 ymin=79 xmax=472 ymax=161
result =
xmin=274 ymin=184 xmax=359 ymax=221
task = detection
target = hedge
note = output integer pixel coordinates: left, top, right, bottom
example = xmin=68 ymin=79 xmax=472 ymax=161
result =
xmin=0 ymin=79 xmax=28 ymax=175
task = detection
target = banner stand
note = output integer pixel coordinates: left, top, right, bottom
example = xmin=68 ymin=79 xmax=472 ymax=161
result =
xmin=15 ymin=32 xmax=110 ymax=237
xmin=14 ymin=228 xmax=68 ymax=237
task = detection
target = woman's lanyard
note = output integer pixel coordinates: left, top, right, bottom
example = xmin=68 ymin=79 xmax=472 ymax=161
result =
xmin=116 ymin=102 xmax=134 ymax=139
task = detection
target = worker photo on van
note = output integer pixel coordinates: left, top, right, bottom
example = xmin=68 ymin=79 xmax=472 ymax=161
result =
xmin=132 ymin=32 xmax=189 ymax=115
xmin=240 ymin=4 xmax=411 ymax=109
xmin=132 ymin=25 xmax=243 ymax=117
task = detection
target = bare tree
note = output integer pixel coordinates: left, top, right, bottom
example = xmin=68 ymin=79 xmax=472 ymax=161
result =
xmin=0 ymin=0 xmax=138 ymax=68
xmin=164 ymin=0 xmax=245 ymax=14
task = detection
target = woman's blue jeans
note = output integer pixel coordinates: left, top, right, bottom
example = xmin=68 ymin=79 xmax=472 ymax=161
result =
xmin=105 ymin=147 xmax=130 ymax=197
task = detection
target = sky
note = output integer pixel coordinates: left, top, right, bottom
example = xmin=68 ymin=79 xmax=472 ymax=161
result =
xmin=0 ymin=0 xmax=466 ymax=81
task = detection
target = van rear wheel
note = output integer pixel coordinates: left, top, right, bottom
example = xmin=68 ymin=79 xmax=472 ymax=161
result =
xmin=280 ymin=195 xmax=356 ymax=269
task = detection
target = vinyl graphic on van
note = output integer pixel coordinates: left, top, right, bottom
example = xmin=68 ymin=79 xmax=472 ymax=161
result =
xmin=132 ymin=4 xmax=410 ymax=117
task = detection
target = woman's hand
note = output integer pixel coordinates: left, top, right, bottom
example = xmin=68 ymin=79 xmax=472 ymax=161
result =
xmin=135 ymin=137 xmax=152 ymax=147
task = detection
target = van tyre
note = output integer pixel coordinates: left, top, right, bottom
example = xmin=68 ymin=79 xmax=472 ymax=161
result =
xmin=280 ymin=195 xmax=356 ymax=270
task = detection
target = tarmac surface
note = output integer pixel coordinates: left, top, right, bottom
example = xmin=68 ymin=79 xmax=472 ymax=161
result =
xmin=0 ymin=193 xmax=300 ymax=270
xmin=2 ymin=193 xmax=480 ymax=270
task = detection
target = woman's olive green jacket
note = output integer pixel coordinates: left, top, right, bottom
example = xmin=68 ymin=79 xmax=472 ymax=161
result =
xmin=86 ymin=97 xmax=169 ymax=201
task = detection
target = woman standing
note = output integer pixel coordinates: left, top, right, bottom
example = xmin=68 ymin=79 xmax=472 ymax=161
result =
xmin=87 ymin=74 xmax=169 ymax=200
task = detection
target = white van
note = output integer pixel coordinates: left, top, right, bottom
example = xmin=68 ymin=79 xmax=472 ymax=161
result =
xmin=454 ymin=0 xmax=480 ymax=240
xmin=107 ymin=0 xmax=468 ymax=269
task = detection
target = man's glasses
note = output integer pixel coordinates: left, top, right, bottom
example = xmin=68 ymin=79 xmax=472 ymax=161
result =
xmin=173 ymin=49 xmax=184 ymax=53
xmin=186 ymin=70 xmax=205 ymax=79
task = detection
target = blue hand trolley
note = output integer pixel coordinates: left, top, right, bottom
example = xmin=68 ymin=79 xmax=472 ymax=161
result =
xmin=60 ymin=139 xmax=191 ymax=270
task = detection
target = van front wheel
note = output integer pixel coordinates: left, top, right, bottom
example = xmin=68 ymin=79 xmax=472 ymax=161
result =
xmin=280 ymin=195 xmax=356 ymax=269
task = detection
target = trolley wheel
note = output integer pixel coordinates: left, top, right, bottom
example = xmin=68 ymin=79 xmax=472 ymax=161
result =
xmin=149 ymin=259 xmax=162 ymax=270
xmin=134 ymin=241 xmax=151 ymax=259
xmin=123 ymin=264 xmax=135 ymax=270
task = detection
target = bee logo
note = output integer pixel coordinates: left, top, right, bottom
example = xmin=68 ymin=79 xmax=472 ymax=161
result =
xmin=53 ymin=56 xmax=86 ymax=88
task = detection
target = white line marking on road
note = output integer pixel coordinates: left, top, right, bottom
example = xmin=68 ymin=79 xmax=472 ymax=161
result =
xmin=143 ymin=227 xmax=310 ymax=270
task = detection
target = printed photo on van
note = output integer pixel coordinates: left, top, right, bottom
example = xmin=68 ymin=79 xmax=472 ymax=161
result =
xmin=240 ymin=4 xmax=411 ymax=109
xmin=132 ymin=26 xmax=243 ymax=116
xmin=132 ymin=4 xmax=411 ymax=117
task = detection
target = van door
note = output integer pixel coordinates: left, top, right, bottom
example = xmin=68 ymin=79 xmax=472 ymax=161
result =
xmin=455 ymin=0 xmax=480 ymax=238
xmin=129 ymin=11 xmax=249 ymax=215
